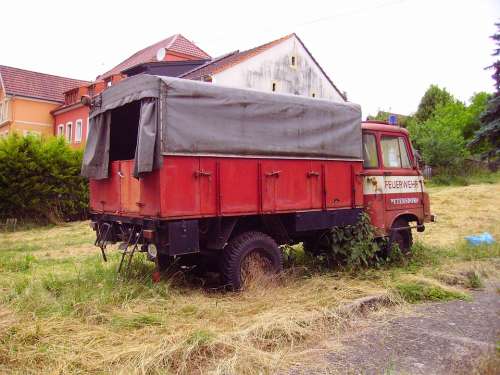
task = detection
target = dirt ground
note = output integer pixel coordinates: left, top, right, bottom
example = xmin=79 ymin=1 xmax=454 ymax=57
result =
xmin=291 ymin=284 xmax=499 ymax=374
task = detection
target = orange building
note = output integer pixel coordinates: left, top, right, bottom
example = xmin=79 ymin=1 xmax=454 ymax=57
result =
xmin=53 ymin=34 xmax=211 ymax=148
xmin=0 ymin=65 xmax=88 ymax=138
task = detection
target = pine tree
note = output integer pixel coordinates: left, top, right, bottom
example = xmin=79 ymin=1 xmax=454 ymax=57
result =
xmin=469 ymin=23 xmax=500 ymax=163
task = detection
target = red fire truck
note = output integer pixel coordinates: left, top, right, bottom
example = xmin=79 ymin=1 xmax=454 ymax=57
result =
xmin=83 ymin=75 xmax=432 ymax=289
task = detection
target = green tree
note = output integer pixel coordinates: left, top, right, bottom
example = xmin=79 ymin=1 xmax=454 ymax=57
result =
xmin=469 ymin=23 xmax=500 ymax=161
xmin=408 ymin=101 xmax=470 ymax=168
xmin=462 ymin=92 xmax=491 ymax=140
xmin=414 ymin=85 xmax=454 ymax=123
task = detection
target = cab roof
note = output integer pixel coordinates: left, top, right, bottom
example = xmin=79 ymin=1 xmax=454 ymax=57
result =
xmin=361 ymin=120 xmax=409 ymax=134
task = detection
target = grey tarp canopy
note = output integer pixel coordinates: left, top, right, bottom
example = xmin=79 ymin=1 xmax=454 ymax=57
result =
xmin=82 ymin=74 xmax=362 ymax=179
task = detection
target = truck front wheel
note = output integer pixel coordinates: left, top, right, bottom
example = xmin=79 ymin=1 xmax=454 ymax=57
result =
xmin=390 ymin=218 xmax=413 ymax=254
xmin=220 ymin=231 xmax=283 ymax=291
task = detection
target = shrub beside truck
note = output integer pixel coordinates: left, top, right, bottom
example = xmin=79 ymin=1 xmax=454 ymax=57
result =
xmin=82 ymin=75 xmax=433 ymax=289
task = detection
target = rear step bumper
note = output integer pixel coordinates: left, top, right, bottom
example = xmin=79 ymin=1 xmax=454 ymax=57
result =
xmin=90 ymin=212 xmax=160 ymax=228
xmin=90 ymin=213 xmax=200 ymax=257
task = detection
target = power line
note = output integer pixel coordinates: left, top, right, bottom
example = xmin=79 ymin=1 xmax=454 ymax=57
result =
xmin=200 ymin=0 xmax=411 ymax=48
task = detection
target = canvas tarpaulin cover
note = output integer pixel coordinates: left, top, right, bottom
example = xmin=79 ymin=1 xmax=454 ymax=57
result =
xmin=82 ymin=75 xmax=161 ymax=179
xmin=82 ymin=74 xmax=362 ymax=179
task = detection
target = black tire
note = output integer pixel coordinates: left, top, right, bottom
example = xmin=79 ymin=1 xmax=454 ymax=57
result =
xmin=390 ymin=218 xmax=413 ymax=254
xmin=220 ymin=231 xmax=283 ymax=291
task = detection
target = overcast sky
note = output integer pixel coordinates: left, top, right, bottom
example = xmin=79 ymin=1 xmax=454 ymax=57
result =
xmin=1 ymin=0 xmax=498 ymax=116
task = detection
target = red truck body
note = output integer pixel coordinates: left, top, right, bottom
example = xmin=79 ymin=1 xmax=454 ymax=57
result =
xmin=90 ymin=157 xmax=363 ymax=219
xmin=89 ymin=122 xmax=430 ymax=235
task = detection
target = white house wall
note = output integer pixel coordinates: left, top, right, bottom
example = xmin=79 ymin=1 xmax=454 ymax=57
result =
xmin=212 ymin=36 xmax=344 ymax=102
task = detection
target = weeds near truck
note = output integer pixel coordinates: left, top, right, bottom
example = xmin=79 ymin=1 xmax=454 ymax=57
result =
xmin=0 ymin=182 xmax=499 ymax=374
xmin=328 ymin=212 xmax=381 ymax=268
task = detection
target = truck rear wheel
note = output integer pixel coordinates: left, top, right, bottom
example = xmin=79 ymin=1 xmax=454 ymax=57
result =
xmin=220 ymin=231 xmax=283 ymax=291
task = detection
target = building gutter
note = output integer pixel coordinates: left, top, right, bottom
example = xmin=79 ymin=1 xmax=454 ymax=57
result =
xmin=51 ymin=102 xmax=84 ymax=116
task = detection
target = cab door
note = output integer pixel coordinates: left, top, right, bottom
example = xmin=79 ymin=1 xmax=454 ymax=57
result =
xmin=379 ymin=133 xmax=424 ymax=227
xmin=361 ymin=132 xmax=386 ymax=231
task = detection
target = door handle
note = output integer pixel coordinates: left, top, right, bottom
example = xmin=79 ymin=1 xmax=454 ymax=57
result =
xmin=265 ymin=170 xmax=281 ymax=177
xmin=118 ymin=171 xmax=124 ymax=178
xmin=307 ymin=171 xmax=320 ymax=177
xmin=194 ymin=170 xmax=212 ymax=178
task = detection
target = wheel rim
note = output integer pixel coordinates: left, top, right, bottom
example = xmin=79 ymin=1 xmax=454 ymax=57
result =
xmin=240 ymin=249 xmax=273 ymax=288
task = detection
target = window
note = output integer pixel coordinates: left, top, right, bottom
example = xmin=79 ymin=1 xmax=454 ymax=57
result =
xmin=66 ymin=122 xmax=73 ymax=143
xmin=0 ymin=99 xmax=10 ymax=123
xmin=399 ymin=137 xmax=412 ymax=168
xmin=272 ymin=82 xmax=277 ymax=92
xmin=381 ymin=136 xmax=412 ymax=168
xmin=362 ymin=133 xmax=379 ymax=168
xmin=75 ymin=119 xmax=83 ymax=143
xmin=311 ymin=93 xmax=316 ymax=98
xmin=290 ymin=55 xmax=296 ymax=67
xmin=57 ymin=124 xmax=64 ymax=137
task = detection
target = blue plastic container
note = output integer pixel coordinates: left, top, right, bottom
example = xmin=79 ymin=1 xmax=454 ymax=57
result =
xmin=465 ymin=232 xmax=495 ymax=246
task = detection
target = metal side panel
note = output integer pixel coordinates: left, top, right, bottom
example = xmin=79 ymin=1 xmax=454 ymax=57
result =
xmin=168 ymin=220 xmax=200 ymax=256
xmin=293 ymin=208 xmax=363 ymax=232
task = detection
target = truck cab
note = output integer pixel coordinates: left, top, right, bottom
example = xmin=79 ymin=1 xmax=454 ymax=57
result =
xmin=361 ymin=121 xmax=432 ymax=250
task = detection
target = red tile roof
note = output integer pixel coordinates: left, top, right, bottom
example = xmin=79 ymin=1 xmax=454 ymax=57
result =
xmin=98 ymin=34 xmax=211 ymax=80
xmin=182 ymin=34 xmax=294 ymax=80
xmin=0 ymin=65 xmax=89 ymax=103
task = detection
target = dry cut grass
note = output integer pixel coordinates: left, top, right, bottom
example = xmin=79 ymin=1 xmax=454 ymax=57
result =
xmin=0 ymin=181 xmax=499 ymax=374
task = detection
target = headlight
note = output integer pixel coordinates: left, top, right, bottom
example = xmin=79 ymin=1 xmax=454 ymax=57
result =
xmin=147 ymin=244 xmax=158 ymax=260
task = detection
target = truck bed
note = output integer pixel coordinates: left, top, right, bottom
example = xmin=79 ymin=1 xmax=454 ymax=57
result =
xmin=89 ymin=155 xmax=364 ymax=220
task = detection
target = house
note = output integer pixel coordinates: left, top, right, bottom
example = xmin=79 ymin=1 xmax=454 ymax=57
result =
xmin=182 ymin=33 xmax=346 ymax=102
xmin=0 ymin=65 xmax=88 ymax=138
xmin=52 ymin=34 xmax=210 ymax=148
xmin=97 ymin=33 xmax=211 ymax=81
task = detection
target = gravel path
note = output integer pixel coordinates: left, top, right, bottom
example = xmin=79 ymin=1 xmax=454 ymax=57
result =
xmin=294 ymin=286 xmax=499 ymax=374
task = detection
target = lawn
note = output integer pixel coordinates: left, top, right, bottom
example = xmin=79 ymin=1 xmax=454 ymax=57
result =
xmin=0 ymin=182 xmax=499 ymax=374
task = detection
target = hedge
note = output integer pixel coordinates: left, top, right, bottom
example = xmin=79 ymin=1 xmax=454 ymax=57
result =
xmin=0 ymin=134 xmax=88 ymax=223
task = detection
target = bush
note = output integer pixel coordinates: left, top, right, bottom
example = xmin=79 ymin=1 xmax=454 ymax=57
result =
xmin=0 ymin=134 xmax=88 ymax=223
xmin=328 ymin=212 xmax=380 ymax=268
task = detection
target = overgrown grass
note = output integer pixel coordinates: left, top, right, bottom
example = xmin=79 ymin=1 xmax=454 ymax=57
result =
xmin=395 ymin=281 xmax=469 ymax=303
xmin=0 ymin=182 xmax=498 ymax=374
xmin=426 ymin=170 xmax=500 ymax=187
